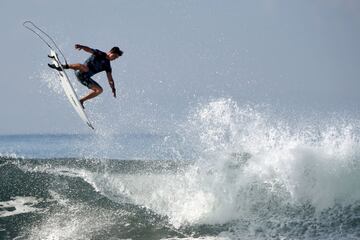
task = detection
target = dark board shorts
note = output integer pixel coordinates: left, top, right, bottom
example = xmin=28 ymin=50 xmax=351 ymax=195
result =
xmin=75 ymin=71 xmax=101 ymax=89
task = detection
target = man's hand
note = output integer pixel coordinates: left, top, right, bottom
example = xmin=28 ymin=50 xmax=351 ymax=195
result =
xmin=107 ymin=72 xmax=117 ymax=98
xmin=75 ymin=44 xmax=83 ymax=50
xmin=75 ymin=44 xmax=94 ymax=54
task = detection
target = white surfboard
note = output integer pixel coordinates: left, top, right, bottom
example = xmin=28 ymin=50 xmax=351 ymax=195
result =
xmin=49 ymin=49 xmax=94 ymax=130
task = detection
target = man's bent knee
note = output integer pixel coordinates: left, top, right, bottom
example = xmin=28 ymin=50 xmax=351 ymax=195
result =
xmin=92 ymin=86 xmax=103 ymax=94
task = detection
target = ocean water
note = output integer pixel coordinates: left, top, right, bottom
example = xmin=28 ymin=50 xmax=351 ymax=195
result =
xmin=1 ymin=99 xmax=360 ymax=240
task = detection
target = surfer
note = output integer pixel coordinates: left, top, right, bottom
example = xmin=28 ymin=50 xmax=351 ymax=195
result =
xmin=48 ymin=44 xmax=123 ymax=108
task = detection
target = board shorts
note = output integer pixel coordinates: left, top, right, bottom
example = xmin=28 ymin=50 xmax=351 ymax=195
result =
xmin=75 ymin=71 xmax=102 ymax=89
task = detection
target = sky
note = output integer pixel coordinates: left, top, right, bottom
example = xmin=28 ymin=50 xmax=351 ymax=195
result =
xmin=0 ymin=0 xmax=360 ymax=134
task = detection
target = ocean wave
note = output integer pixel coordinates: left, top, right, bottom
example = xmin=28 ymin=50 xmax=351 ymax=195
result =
xmin=2 ymin=98 xmax=360 ymax=239
xmin=87 ymin=100 xmax=358 ymax=223
xmin=78 ymin=98 xmax=360 ymax=238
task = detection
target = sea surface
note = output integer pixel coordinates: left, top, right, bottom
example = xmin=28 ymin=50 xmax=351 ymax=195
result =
xmin=1 ymin=99 xmax=360 ymax=240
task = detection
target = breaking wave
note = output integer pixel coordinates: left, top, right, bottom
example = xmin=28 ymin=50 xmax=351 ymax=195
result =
xmin=2 ymin=98 xmax=360 ymax=239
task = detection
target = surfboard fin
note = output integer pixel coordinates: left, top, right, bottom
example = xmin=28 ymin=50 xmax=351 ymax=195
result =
xmin=48 ymin=63 xmax=62 ymax=71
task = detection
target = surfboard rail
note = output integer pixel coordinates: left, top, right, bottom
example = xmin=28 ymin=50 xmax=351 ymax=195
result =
xmin=49 ymin=50 xmax=95 ymax=130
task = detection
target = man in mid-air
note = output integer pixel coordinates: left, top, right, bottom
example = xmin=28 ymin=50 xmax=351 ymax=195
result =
xmin=48 ymin=44 xmax=123 ymax=108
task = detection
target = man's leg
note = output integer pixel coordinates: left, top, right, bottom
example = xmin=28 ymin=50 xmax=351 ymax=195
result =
xmin=74 ymin=72 xmax=102 ymax=108
xmin=66 ymin=63 xmax=89 ymax=73
xmin=48 ymin=63 xmax=89 ymax=72
xmin=79 ymin=85 xmax=103 ymax=108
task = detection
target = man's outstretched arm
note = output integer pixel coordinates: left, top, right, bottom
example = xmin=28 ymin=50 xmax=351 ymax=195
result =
xmin=75 ymin=44 xmax=95 ymax=54
xmin=106 ymin=72 xmax=117 ymax=98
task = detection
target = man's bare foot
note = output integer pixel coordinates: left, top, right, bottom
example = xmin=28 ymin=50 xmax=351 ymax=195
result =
xmin=79 ymin=99 xmax=85 ymax=109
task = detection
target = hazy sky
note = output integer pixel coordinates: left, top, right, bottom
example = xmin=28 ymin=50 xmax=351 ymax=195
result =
xmin=1 ymin=0 xmax=360 ymax=134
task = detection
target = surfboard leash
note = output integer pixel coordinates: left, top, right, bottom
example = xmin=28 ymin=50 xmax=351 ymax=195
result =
xmin=23 ymin=21 xmax=68 ymax=65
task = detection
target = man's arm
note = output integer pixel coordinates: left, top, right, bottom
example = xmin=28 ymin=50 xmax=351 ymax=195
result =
xmin=75 ymin=44 xmax=95 ymax=54
xmin=106 ymin=72 xmax=116 ymax=98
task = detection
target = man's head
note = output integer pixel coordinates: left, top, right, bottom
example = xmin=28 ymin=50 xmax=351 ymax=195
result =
xmin=107 ymin=46 xmax=123 ymax=60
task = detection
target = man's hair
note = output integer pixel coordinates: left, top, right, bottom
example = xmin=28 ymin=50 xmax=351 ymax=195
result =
xmin=110 ymin=46 xmax=123 ymax=56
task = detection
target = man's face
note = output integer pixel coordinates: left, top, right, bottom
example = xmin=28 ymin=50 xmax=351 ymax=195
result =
xmin=108 ymin=52 xmax=120 ymax=61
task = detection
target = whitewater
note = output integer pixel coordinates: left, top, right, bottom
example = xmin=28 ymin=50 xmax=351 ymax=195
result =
xmin=1 ymin=98 xmax=360 ymax=239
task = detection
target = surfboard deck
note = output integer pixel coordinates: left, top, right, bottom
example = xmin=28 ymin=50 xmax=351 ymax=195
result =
xmin=48 ymin=50 xmax=94 ymax=130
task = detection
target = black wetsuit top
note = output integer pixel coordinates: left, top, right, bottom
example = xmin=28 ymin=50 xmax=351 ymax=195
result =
xmin=75 ymin=49 xmax=112 ymax=89
xmin=84 ymin=49 xmax=112 ymax=77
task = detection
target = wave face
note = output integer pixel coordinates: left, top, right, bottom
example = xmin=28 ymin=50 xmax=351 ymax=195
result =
xmin=1 ymin=99 xmax=360 ymax=239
